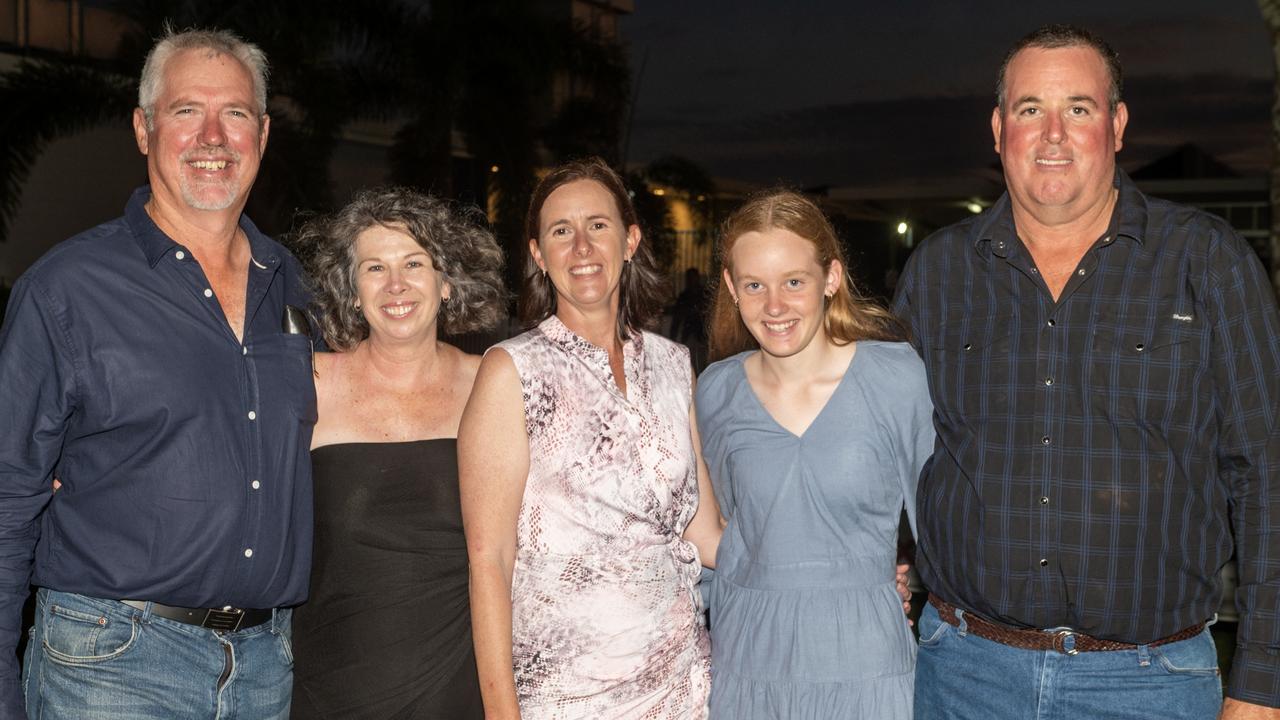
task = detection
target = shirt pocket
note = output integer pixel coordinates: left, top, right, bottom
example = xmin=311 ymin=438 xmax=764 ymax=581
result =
xmin=254 ymin=333 xmax=318 ymax=423
xmin=1088 ymin=318 xmax=1206 ymax=422
xmin=928 ymin=320 xmax=1015 ymax=423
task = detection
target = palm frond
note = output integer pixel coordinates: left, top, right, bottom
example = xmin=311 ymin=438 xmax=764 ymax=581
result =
xmin=0 ymin=61 xmax=135 ymax=242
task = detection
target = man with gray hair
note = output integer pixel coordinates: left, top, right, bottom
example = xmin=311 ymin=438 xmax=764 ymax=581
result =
xmin=0 ymin=27 xmax=315 ymax=719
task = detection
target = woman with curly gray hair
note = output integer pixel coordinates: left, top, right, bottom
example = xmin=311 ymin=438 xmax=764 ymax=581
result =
xmin=290 ymin=187 xmax=504 ymax=719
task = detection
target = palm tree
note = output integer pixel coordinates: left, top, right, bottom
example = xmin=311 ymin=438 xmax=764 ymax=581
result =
xmin=1260 ymin=0 xmax=1280 ymax=289
xmin=385 ymin=0 xmax=630 ymax=292
xmin=0 ymin=0 xmax=631 ymax=276
xmin=0 ymin=63 xmax=136 ymax=244
xmin=0 ymin=0 xmax=394 ymax=240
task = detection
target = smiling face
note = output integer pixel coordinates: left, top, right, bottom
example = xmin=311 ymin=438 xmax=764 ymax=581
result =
xmin=724 ymin=226 xmax=841 ymax=360
xmin=353 ymin=224 xmax=449 ymax=345
xmin=529 ymin=178 xmax=641 ymax=324
xmin=133 ymin=47 xmax=269 ymax=218
xmin=992 ymin=44 xmax=1127 ymax=227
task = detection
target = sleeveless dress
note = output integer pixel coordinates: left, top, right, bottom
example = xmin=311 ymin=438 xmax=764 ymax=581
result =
xmin=696 ymin=342 xmax=934 ymax=719
xmin=291 ymin=440 xmax=483 ymax=719
xmin=495 ymin=315 xmax=711 ymax=719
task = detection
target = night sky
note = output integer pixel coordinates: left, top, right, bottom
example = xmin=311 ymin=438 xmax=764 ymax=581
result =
xmin=620 ymin=1 xmax=1274 ymax=192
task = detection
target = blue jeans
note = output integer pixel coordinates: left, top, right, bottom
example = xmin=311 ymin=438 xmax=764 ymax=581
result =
xmin=22 ymin=589 xmax=294 ymax=719
xmin=914 ymin=602 xmax=1222 ymax=720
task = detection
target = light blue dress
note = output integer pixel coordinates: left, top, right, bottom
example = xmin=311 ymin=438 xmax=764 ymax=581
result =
xmin=696 ymin=342 xmax=934 ymax=719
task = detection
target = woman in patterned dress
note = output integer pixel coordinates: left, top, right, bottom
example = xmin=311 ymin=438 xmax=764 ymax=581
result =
xmin=459 ymin=157 xmax=720 ymax=719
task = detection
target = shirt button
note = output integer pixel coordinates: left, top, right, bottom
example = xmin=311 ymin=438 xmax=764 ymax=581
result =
xmin=203 ymin=288 xmax=213 ymax=298
xmin=1076 ymin=268 xmax=1086 ymax=276
xmin=243 ymin=548 xmax=254 ymax=558
xmin=1040 ymin=496 xmax=1049 ymax=505
xmin=1102 ymin=235 xmax=1112 ymax=243
xmin=242 ymin=346 xmax=247 ymax=356
xmin=1044 ymin=377 xmax=1054 ymax=386
xmin=1039 ymin=558 xmax=1048 ymax=567
xmin=1047 ymin=319 xmax=1056 ymax=327
xmin=1030 ymin=267 xmax=1039 ymax=274
xmin=1041 ymin=435 xmax=1051 ymax=445
xmin=175 ymin=250 xmax=186 ymax=260
xmin=1135 ymin=343 xmax=1145 ymax=352
xmin=251 ymin=480 xmax=261 ymax=490
xmin=247 ymin=411 xmax=257 ymax=420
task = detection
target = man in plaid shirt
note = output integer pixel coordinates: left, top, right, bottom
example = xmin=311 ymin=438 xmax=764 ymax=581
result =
xmin=895 ymin=24 xmax=1280 ymax=720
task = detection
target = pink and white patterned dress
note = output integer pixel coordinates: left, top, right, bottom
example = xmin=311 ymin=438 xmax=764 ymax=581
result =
xmin=495 ymin=315 xmax=710 ymax=719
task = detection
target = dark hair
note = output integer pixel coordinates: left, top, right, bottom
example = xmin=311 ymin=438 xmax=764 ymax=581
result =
xmin=996 ymin=24 xmax=1122 ymax=113
xmin=708 ymin=190 xmax=904 ymax=362
xmin=519 ymin=157 xmax=665 ymax=338
xmin=299 ymin=187 xmax=506 ymax=351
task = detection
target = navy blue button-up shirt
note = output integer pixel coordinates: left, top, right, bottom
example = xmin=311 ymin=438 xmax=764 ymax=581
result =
xmin=0 ymin=187 xmax=316 ymax=711
xmin=894 ymin=170 xmax=1280 ymax=706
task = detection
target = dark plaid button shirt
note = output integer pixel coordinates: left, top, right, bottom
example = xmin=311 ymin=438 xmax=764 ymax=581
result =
xmin=894 ymin=169 xmax=1280 ymax=705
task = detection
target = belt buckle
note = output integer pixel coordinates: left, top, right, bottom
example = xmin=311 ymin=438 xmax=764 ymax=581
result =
xmin=1052 ymin=629 xmax=1080 ymax=655
xmin=201 ymin=606 xmax=245 ymax=632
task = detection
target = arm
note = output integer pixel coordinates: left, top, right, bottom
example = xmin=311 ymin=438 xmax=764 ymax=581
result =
xmin=682 ymin=401 xmax=723 ymax=569
xmin=1211 ymin=250 xmax=1280 ymax=715
xmin=0 ymin=277 xmax=73 ymax=718
xmin=895 ymin=351 xmax=937 ymax=623
xmin=890 ymin=248 xmax=924 ymax=356
xmin=1222 ymin=698 xmax=1280 ymax=719
xmin=309 ymin=351 xmax=337 ymax=450
xmin=458 ymin=349 xmax=528 ymax=720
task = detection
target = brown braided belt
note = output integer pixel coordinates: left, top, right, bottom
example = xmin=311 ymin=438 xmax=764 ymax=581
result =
xmin=929 ymin=594 xmax=1204 ymax=656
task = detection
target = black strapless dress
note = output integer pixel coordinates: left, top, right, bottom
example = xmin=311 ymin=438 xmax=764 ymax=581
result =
xmin=291 ymin=440 xmax=482 ymax=719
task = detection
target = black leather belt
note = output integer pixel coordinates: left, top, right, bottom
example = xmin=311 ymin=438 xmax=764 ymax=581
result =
xmin=121 ymin=600 xmax=272 ymax=632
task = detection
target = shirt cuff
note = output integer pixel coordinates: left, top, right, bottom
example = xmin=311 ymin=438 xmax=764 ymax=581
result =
xmin=1228 ymin=644 xmax=1280 ymax=708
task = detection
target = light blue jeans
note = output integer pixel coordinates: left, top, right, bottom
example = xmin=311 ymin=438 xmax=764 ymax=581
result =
xmin=914 ymin=602 xmax=1222 ymax=720
xmin=22 ymin=589 xmax=293 ymax=719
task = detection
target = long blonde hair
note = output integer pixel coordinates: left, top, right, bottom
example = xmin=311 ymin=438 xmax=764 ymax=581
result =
xmin=708 ymin=190 xmax=904 ymax=362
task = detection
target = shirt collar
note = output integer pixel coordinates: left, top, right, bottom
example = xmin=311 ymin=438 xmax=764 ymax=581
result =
xmin=537 ymin=314 xmax=644 ymax=391
xmin=539 ymin=313 xmax=643 ymax=356
xmin=124 ymin=185 xmax=280 ymax=270
xmin=1109 ymin=167 xmax=1149 ymax=246
xmin=974 ymin=167 xmax=1149 ymax=257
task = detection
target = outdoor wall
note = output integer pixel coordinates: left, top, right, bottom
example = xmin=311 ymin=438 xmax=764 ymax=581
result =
xmin=1 ymin=122 xmax=142 ymax=285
